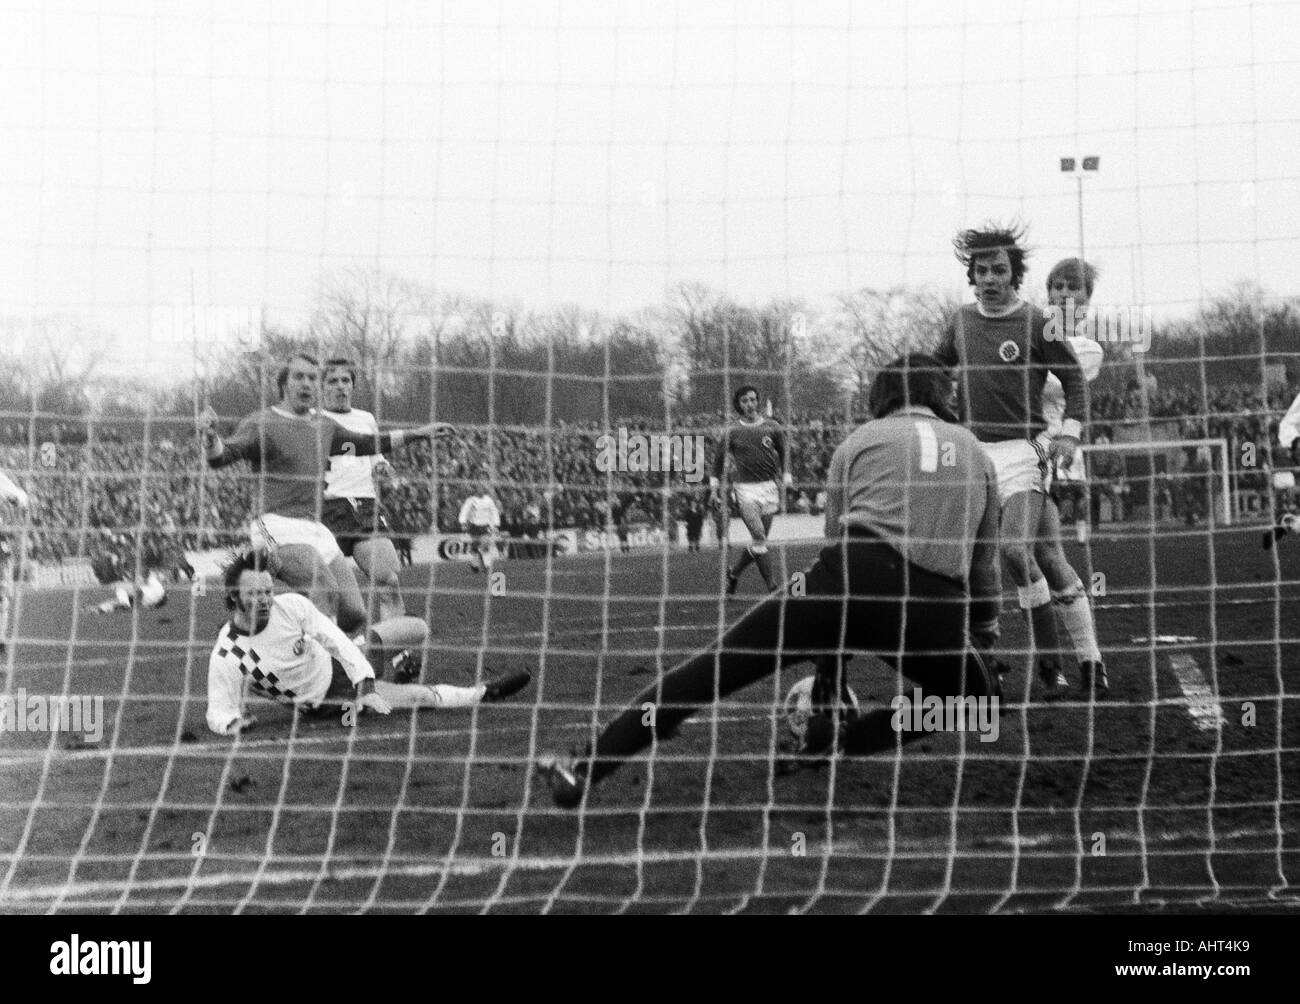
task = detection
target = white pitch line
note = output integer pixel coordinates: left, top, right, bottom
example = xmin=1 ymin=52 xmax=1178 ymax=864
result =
xmin=0 ymin=713 xmax=769 ymax=765
xmin=2 ymin=823 xmax=1291 ymax=906
xmin=1168 ymin=653 xmax=1225 ymax=731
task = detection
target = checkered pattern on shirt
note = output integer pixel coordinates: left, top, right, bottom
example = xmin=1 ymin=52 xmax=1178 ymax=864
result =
xmin=217 ymin=625 xmax=297 ymax=702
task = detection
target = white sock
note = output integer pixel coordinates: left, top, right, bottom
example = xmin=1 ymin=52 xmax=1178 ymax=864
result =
xmin=1053 ymin=578 xmax=1102 ymax=664
xmin=374 ymin=680 xmax=487 ymax=710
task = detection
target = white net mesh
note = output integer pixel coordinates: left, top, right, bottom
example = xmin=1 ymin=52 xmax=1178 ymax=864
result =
xmin=1 ymin=0 xmax=1298 ymax=914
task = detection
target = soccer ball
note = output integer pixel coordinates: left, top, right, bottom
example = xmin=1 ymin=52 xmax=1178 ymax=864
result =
xmin=783 ymin=674 xmax=860 ymax=744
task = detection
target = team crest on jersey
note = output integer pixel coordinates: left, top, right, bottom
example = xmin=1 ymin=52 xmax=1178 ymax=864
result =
xmin=762 ymin=435 xmax=774 ymax=451
xmin=997 ymin=339 xmax=1020 ymax=363
xmin=292 ymin=634 xmax=306 ymax=657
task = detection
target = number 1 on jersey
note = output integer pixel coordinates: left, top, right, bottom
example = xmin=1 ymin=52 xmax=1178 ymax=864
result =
xmin=915 ymin=422 xmax=939 ymax=473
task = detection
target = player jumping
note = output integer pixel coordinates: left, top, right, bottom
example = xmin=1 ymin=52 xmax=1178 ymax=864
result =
xmin=935 ymin=223 xmax=1087 ymax=699
xmin=537 ymin=354 xmax=1001 ymax=806
xmin=710 ymin=385 xmax=793 ymax=594
xmin=206 ymin=549 xmax=531 ymax=736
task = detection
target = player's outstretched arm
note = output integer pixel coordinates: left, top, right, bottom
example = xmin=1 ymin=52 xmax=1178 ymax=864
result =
xmin=206 ymin=653 xmax=256 ymax=735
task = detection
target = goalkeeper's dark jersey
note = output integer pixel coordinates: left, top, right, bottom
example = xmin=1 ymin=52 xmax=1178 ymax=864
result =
xmin=934 ymin=301 xmax=1085 ymax=443
xmin=712 ymin=419 xmax=786 ymax=484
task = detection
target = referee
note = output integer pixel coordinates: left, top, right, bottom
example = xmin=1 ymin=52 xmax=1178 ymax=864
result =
xmin=538 ymin=353 xmax=1003 ymax=806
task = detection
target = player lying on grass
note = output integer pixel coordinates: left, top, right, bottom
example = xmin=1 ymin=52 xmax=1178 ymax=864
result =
xmin=1035 ymin=257 xmax=1107 ymax=693
xmin=710 ymin=385 xmax=793 ymax=594
xmin=206 ymin=549 xmax=531 ymax=736
xmin=200 ymin=352 xmax=453 ymax=636
xmin=935 ymin=223 xmax=1087 ymax=700
xmin=537 ymin=354 xmax=1002 ymax=807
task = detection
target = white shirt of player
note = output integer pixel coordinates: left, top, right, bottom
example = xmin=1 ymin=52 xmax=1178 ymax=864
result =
xmin=0 ymin=469 xmax=29 ymax=509
xmin=206 ymin=592 xmax=374 ymax=735
xmin=1043 ymin=335 xmax=1103 ymax=476
xmin=458 ymin=494 xmax=501 ymax=529
xmin=1279 ymin=389 xmax=1300 ymax=450
xmin=321 ymin=407 xmax=381 ymax=501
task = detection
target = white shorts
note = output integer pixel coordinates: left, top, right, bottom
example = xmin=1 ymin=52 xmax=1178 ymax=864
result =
xmin=982 ymin=435 xmax=1051 ymax=506
xmin=733 ymin=480 xmax=780 ymax=517
xmin=1274 ymin=471 xmax=1297 ymax=491
xmin=250 ymin=514 xmax=344 ymax=564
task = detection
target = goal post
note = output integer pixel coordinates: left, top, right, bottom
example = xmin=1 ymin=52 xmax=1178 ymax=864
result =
xmin=1076 ymin=437 xmax=1233 ymax=529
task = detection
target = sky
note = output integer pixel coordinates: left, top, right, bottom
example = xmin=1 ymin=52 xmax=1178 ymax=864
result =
xmin=2 ymin=0 xmax=1298 ymax=380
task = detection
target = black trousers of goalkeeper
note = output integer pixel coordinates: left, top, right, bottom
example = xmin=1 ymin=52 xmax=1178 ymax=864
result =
xmin=583 ymin=527 xmax=996 ymax=785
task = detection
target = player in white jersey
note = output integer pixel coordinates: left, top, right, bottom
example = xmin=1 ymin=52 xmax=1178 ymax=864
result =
xmin=1035 ymin=258 xmax=1107 ymax=693
xmin=0 ymin=468 xmax=30 ymax=657
xmin=319 ymin=359 xmax=404 ymax=621
xmin=1264 ymin=387 xmax=1300 ymax=547
xmin=206 ymin=549 xmax=531 ymax=735
xmin=458 ymin=488 xmax=501 ymax=572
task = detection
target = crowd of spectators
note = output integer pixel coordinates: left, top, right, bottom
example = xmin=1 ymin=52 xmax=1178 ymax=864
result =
xmin=2 ymin=377 xmax=1298 ymax=580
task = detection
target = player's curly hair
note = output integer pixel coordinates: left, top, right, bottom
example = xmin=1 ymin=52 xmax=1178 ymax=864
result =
xmin=221 ymin=548 xmax=272 ymax=610
xmin=1045 ymin=257 xmax=1098 ymax=298
xmin=952 ymin=221 xmax=1030 ymax=289
xmin=732 ymin=384 xmax=761 ymax=414
xmin=867 ymin=353 xmax=957 ymax=423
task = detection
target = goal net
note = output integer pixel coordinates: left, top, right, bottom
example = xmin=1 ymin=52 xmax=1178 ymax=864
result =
xmin=2 ymin=1 xmax=1298 ymax=916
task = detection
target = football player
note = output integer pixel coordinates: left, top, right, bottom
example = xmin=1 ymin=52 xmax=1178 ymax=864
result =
xmin=206 ymin=549 xmax=531 ymax=736
xmin=537 ymin=354 xmax=1001 ymax=806
xmin=200 ymin=352 xmax=452 ymax=634
xmin=935 ymin=223 xmax=1087 ymax=699
xmin=710 ymin=385 xmax=793 ymax=594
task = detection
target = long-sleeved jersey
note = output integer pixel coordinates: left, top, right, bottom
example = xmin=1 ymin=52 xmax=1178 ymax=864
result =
xmin=207 ymin=406 xmax=393 ymax=520
xmin=206 ymin=591 xmax=373 ymax=735
xmin=712 ymin=418 xmax=786 ymax=484
xmin=935 ymin=301 xmax=1086 ymax=443
xmin=1279 ymin=389 xmax=1300 ymax=450
xmin=321 ymin=407 xmax=382 ymax=501
xmin=824 ymin=408 xmax=1000 ymax=609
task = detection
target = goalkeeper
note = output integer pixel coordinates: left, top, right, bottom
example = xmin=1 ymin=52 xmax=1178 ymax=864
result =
xmin=206 ymin=549 xmax=531 ymax=736
xmin=538 ymin=354 xmax=1002 ymax=806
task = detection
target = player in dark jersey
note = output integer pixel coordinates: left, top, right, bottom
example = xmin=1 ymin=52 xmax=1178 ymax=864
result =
xmin=537 ymin=354 xmax=1002 ymax=806
xmin=935 ymin=223 xmax=1086 ymax=699
xmin=200 ymin=353 xmax=451 ymax=635
xmin=709 ymin=385 xmax=792 ymax=594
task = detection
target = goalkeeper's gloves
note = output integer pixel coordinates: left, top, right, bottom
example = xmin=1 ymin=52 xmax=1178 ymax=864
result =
xmin=1263 ymin=513 xmax=1300 ymax=550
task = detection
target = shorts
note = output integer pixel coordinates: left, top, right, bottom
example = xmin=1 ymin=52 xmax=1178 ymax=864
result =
xmin=320 ymin=497 xmax=391 ymax=557
xmin=296 ymin=659 xmax=360 ymax=716
xmin=250 ymin=514 xmax=344 ymax=564
xmin=1273 ymin=471 xmax=1296 ymax=491
xmin=981 ymin=435 xmax=1051 ymax=506
xmin=733 ymin=480 xmax=780 ymax=517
